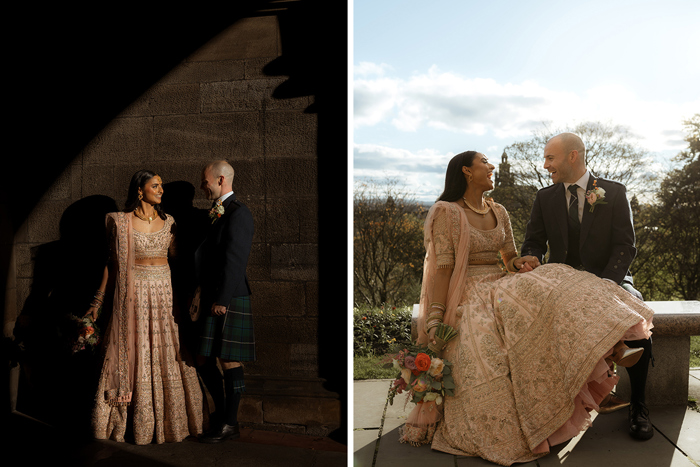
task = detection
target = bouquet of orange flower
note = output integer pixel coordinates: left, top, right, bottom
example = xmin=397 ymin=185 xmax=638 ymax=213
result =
xmin=385 ymin=345 xmax=455 ymax=407
xmin=69 ymin=313 xmax=101 ymax=353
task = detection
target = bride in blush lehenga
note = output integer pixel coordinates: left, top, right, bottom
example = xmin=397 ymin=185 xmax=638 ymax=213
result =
xmin=400 ymin=151 xmax=653 ymax=466
xmin=86 ymin=170 xmax=206 ymax=444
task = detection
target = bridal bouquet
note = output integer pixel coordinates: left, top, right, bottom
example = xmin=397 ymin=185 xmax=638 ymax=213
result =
xmin=69 ymin=313 xmax=101 ymax=353
xmin=385 ymin=345 xmax=455 ymax=407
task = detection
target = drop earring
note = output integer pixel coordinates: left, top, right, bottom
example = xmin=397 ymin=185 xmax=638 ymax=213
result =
xmin=138 ymin=192 xmax=143 ymax=200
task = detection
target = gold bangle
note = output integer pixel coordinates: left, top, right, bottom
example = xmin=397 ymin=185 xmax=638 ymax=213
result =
xmin=429 ymin=302 xmax=446 ymax=311
xmin=507 ymin=257 xmax=520 ymax=273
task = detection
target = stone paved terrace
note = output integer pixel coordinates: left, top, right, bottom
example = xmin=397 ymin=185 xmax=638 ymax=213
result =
xmin=354 ymin=369 xmax=700 ymax=467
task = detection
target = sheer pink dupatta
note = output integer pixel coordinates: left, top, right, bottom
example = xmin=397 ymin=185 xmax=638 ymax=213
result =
xmin=401 ymin=202 xmax=471 ymax=446
xmin=416 ymin=201 xmax=471 ymax=344
xmin=102 ymin=212 xmax=137 ymax=406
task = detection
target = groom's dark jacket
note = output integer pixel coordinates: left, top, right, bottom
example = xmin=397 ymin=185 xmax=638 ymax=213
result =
xmin=194 ymin=193 xmax=254 ymax=310
xmin=521 ymin=175 xmax=636 ymax=285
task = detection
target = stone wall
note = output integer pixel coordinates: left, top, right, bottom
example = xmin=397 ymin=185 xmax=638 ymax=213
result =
xmin=3 ymin=3 xmax=346 ymax=440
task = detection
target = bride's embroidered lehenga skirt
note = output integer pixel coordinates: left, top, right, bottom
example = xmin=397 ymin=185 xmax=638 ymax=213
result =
xmin=404 ymin=263 xmax=653 ymax=466
xmin=92 ymin=264 xmax=205 ymax=444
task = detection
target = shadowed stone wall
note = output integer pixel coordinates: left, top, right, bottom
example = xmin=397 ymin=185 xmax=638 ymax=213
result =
xmin=3 ymin=3 xmax=346 ymax=440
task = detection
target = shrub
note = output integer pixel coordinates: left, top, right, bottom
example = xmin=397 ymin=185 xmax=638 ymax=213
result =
xmin=353 ymin=305 xmax=412 ymax=357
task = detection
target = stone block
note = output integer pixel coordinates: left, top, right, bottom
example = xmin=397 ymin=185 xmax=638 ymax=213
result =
xmin=305 ymin=282 xmax=319 ymax=317
xmin=201 ymin=79 xmax=284 ymax=112
xmin=82 ymin=117 xmax=153 ymax=165
xmin=81 ymin=165 xmax=116 ymax=200
xmin=616 ymin=335 xmax=690 ymax=406
xmin=253 ymin=281 xmax=306 ymax=316
xmin=26 ymin=199 xmax=69 ymax=243
xmin=189 ymin=16 xmax=280 ymax=62
xmin=121 ymin=83 xmax=200 ymax=117
xmin=239 ymin=394 xmax=264 ymax=424
xmin=263 ymin=396 xmax=340 ymax=426
xmin=264 ymin=111 xmax=317 ymax=158
xmin=255 ymin=316 xmax=318 ymax=344
xmin=271 ymin=243 xmax=318 ymax=281
xmin=245 ymin=342 xmax=292 ymax=377
xmin=265 ymin=157 xmax=317 ymax=197
xmin=290 ymin=343 xmax=319 ymax=374
xmin=161 ymin=59 xmax=246 ymax=85
xmin=153 ymin=113 xmax=263 ymax=161
xmin=299 ymin=197 xmax=318 ymax=243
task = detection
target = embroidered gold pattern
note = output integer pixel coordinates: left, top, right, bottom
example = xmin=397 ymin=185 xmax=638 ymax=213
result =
xmin=418 ymin=201 xmax=654 ymax=465
xmin=92 ymin=214 xmax=205 ymax=444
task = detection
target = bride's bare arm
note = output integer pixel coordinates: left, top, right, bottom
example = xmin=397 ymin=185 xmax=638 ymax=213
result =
xmin=85 ymin=265 xmax=109 ymax=320
xmin=428 ymin=267 xmax=453 ymax=343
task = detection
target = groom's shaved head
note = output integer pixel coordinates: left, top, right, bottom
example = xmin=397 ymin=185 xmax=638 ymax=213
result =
xmin=207 ymin=160 xmax=235 ymax=181
xmin=551 ymin=133 xmax=586 ymax=162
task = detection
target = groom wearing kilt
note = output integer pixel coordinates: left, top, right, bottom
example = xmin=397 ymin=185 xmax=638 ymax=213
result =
xmin=193 ymin=160 xmax=255 ymax=443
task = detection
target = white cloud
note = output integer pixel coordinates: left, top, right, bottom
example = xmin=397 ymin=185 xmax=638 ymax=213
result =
xmin=353 ymin=143 xmax=454 ymax=202
xmin=353 ymin=63 xmax=699 ymax=152
xmin=353 ymin=61 xmax=393 ymax=77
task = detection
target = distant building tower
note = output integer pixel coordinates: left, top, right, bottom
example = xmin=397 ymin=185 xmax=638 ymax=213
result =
xmin=495 ymin=150 xmax=513 ymax=187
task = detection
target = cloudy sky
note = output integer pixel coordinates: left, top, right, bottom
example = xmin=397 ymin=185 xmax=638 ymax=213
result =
xmin=351 ymin=0 xmax=700 ymax=203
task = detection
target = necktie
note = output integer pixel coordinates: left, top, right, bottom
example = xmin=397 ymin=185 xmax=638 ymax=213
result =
xmin=568 ymin=184 xmax=580 ymax=230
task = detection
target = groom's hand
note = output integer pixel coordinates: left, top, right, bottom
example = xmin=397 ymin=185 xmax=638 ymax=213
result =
xmin=211 ymin=304 xmax=227 ymax=316
xmin=516 ymin=256 xmax=540 ymax=273
xmin=621 ymin=283 xmax=644 ymax=301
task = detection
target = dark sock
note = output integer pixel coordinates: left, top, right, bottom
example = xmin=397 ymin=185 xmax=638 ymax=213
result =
xmin=223 ymin=366 xmax=245 ymax=426
xmin=624 ymin=338 xmax=652 ymax=404
xmin=198 ymin=360 xmax=225 ymax=419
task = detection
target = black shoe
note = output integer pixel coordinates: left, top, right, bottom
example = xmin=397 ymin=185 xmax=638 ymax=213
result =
xmin=628 ymin=402 xmax=654 ymax=440
xmin=199 ymin=423 xmax=240 ymax=443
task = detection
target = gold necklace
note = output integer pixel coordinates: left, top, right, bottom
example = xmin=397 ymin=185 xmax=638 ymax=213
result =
xmin=134 ymin=209 xmax=156 ymax=224
xmin=462 ymin=197 xmax=490 ymax=217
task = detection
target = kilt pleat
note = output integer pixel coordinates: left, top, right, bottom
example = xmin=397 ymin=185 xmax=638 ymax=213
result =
xmin=198 ymin=296 xmax=255 ymax=362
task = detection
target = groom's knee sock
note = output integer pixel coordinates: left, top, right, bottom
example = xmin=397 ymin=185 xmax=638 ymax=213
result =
xmin=624 ymin=338 xmax=652 ymax=404
xmin=224 ymin=366 xmax=245 ymax=426
xmin=198 ymin=360 xmax=225 ymax=417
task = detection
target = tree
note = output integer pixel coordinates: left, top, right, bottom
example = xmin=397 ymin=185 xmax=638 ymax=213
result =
xmin=502 ymin=121 xmax=656 ymax=193
xmin=490 ymin=121 xmax=657 ymax=249
xmin=353 ymin=179 xmax=426 ymax=307
xmin=634 ymin=114 xmax=700 ymax=300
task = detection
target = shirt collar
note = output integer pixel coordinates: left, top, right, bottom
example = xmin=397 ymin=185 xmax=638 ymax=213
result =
xmin=218 ymin=191 xmax=234 ymax=204
xmin=565 ymin=170 xmax=590 ymax=191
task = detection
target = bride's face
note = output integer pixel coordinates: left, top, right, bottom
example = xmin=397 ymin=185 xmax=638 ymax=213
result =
xmin=140 ymin=176 xmax=164 ymax=205
xmin=464 ymin=154 xmax=495 ymax=190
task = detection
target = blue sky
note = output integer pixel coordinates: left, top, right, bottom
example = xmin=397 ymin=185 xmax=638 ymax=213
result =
xmin=351 ymin=0 xmax=700 ymax=202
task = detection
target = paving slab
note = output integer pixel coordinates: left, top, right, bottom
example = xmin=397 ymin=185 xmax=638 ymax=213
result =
xmin=354 ymin=379 xmax=392 ymax=429
xmin=354 ymin=429 xmax=380 ymax=467
xmin=354 ymin=375 xmax=700 ymax=467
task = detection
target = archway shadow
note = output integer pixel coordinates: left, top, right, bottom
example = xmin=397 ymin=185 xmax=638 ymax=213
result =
xmin=12 ymin=195 xmax=118 ymax=438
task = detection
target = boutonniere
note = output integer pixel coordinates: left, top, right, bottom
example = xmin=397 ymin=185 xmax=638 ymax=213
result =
xmin=208 ymin=200 xmax=225 ymax=223
xmin=585 ymin=180 xmax=608 ymax=212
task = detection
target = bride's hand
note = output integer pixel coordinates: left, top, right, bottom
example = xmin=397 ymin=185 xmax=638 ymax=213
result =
xmin=428 ymin=327 xmax=437 ymax=345
xmin=84 ymin=306 xmax=99 ymax=321
xmin=516 ymin=256 xmax=540 ymax=273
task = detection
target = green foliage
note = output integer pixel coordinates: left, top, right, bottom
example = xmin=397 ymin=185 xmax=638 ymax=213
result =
xmin=691 ymin=336 xmax=700 ymax=368
xmin=630 ymin=114 xmax=700 ymax=301
xmin=353 ymin=305 xmax=412 ymax=357
xmin=354 ymin=179 xmax=427 ymax=307
xmin=353 ymin=354 xmax=400 ymax=380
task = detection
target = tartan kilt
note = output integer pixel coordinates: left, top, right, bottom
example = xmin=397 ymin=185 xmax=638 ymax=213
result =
xmin=198 ymin=296 xmax=255 ymax=362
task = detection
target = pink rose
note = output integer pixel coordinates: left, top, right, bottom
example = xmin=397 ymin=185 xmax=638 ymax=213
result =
xmin=404 ymin=355 xmax=417 ymax=370
xmin=412 ymin=375 xmax=430 ymax=393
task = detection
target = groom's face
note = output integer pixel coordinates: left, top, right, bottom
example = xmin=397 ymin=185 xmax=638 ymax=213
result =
xmin=543 ymin=140 xmax=575 ymax=184
xmin=200 ymin=168 xmax=222 ymax=200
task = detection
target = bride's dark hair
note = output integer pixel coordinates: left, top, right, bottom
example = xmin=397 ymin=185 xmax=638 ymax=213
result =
xmin=437 ymin=151 xmax=479 ymax=202
xmin=124 ymin=169 xmax=167 ymax=220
